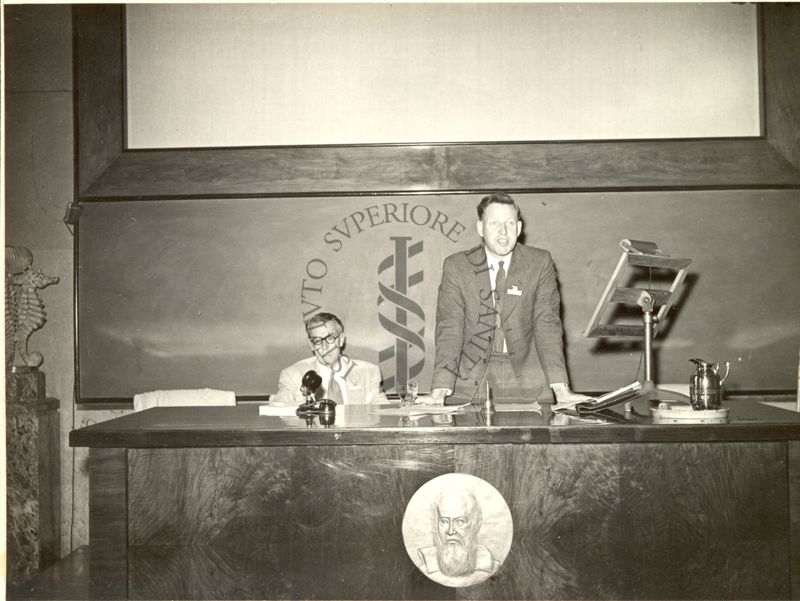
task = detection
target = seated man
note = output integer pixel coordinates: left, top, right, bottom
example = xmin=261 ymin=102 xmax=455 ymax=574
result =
xmin=271 ymin=312 xmax=387 ymax=405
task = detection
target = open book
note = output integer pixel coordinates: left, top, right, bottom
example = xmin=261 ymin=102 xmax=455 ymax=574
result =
xmin=553 ymin=382 xmax=642 ymax=415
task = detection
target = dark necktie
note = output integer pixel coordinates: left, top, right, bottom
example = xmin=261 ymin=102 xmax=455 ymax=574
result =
xmin=494 ymin=260 xmax=506 ymax=353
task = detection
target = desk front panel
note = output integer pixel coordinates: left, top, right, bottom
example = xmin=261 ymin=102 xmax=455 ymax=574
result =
xmin=88 ymin=440 xmax=794 ymax=600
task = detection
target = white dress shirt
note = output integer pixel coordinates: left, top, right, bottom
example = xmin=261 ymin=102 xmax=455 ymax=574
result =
xmin=485 ymin=249 xmax=512 ymax=353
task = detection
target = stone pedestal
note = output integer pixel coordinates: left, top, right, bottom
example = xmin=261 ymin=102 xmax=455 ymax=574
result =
xmin=6 ymin=367 xmax=61 ymax=586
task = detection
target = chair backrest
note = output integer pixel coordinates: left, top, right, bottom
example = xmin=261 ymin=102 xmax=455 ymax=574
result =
xmin=132 ymin=388 xmax=237 ymax=412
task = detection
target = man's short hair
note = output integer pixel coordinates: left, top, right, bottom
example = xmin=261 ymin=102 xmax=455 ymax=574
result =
xmin=305 ymin=312 xmax=344 ymax=334
xmin=476 ymin=192 xmax=521 ymax=221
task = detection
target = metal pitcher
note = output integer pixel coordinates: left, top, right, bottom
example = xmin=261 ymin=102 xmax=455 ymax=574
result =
xmin=689 ymin=358 xmax=730 ymax=410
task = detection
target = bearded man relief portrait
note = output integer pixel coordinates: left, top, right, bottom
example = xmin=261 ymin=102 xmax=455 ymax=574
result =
xmin=402 ymin=473 xmax=513 ymax=588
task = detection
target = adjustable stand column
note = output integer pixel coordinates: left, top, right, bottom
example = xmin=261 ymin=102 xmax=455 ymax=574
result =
xmin=625 ymin=291 xmax=692 ymax=412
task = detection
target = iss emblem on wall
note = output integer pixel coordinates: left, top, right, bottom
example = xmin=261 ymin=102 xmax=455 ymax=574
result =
xmin=402 ymin=473 xmax=513 ymax=587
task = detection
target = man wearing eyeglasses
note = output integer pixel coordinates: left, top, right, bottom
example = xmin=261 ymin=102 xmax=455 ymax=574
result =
xmin=271 ymin=312 xmax=388 ymax=405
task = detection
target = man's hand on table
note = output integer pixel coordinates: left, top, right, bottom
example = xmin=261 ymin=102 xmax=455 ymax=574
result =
xmin=551 ymin=383 xmax=592 ymax=408
xmin=426 ymin=388 xmax=450 ymax=406
xmin=422 ymin=385 xmax=592 ymax=408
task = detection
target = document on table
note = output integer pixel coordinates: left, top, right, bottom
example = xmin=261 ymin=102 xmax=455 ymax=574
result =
xmin=378 ymin=403 xmax=471 ymax=417
xmin=494 ymin=402 xmax=542 ymax=413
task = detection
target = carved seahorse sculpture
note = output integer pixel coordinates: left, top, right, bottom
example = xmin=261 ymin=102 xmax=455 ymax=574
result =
xmin=6 ymin=246 xmax=59 ymax=368
xmin=6 ymin=246 xmax=33 ymax=369
xmin=6 ymin=271 xmax=19 ymax=368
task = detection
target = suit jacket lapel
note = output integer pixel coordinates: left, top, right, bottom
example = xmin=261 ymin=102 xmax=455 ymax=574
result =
xmin=466 ymin=245 xmax=493 ymax=305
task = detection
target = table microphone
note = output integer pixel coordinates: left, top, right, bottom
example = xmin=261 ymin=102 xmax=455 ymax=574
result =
xmin=301 ymin=370 xmax=323 ymax=399
xmin=298 ymin=370 xmax=323 ymax=413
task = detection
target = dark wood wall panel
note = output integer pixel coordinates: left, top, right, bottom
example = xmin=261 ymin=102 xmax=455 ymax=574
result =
xmin=73 ymin=5 xmax=124 ymax=196
xmin=84 ymin=139 xmax=800 ymax=200
xmin=87 ymin=145 xmax=449 ymax=198
xmin=764 ymin=5 xmax=800 ymax=171
xmin=790 ymin=440 xmax=800 ymax=599
xmin=434 ymin=139 xmax=799 ymax=191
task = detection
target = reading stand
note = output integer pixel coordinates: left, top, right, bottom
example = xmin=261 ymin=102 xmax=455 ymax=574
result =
xmin=583 ymin=240 xmax=693 ymax=409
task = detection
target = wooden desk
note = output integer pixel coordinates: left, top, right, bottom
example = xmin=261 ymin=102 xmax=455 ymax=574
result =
xmin=65 ymin=402 xmax=800 ymax=600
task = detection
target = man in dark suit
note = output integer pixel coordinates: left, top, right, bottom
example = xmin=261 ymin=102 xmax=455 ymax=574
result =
xmin=430 ymin=192 xmax=588 ymax=405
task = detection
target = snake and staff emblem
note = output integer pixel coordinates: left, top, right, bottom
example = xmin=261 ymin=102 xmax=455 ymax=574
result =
xmin=5 ymin=246 xmax=59 ymax=369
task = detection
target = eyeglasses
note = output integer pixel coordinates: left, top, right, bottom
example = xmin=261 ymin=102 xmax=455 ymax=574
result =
xmin=308 ymin=333 xmax=341 ymax=347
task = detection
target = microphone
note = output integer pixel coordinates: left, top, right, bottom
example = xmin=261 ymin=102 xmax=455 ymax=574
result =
xmin=297 ymin=370 xmax=323 ymax=415
xmin=300 ymin=370 xmax=323 ymax=400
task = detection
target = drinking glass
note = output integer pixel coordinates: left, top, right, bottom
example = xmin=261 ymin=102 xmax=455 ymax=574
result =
xmin=399 ymin=381 xmax=419 ymax=407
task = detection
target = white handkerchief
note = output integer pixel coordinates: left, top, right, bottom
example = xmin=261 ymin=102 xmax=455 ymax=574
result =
xmin=507 ymin=285 xmax=522 ymax=296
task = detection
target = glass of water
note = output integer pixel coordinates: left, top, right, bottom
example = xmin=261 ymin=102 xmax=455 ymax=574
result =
xmin=399 ymin=381 xmax=419 ymax=407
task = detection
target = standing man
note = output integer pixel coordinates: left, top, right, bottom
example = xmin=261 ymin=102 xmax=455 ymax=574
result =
xmin=271 ymin=312 xmax=387 ymax=405
xmin=430 ymin=192 xmax=587 ymax=405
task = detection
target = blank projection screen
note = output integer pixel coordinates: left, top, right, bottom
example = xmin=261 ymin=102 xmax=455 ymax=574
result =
xmin=125 ymin=3 xmax=759 ymax=148
xmin=77 ymin=191 xmax=800 ymax=402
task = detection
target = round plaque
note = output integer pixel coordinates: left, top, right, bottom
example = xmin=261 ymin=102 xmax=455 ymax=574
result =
xmin=402 ymin=473 xmax=513 ymax=587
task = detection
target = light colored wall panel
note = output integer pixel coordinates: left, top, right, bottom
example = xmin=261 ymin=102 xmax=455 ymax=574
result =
xmin=126 ymin=3 xmax=760 ymax=148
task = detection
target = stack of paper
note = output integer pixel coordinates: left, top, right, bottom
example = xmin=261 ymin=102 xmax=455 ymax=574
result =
xmin=378 ymin=402 xmax=471 ymax=417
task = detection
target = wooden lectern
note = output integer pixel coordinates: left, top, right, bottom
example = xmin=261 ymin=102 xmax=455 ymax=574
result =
xmin=583 ymin=240 xmax=693 ymax=406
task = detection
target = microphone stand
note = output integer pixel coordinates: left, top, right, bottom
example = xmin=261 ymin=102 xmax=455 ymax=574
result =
xmin=623 ymin=291 xmax=692 ymax=412
xmin=297 ymin=385 xmax=317 ymax=413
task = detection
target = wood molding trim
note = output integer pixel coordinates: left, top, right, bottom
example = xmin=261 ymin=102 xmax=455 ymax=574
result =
xmin=73 ymin=6 xmax=800 ymax=200
xmin=73 ymin=5 xmax=125 ymax=197
xmin=82 ymin=138 xmax=800 ymax=200
xmin=763 ymin=4 xmax=800 ymax=172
